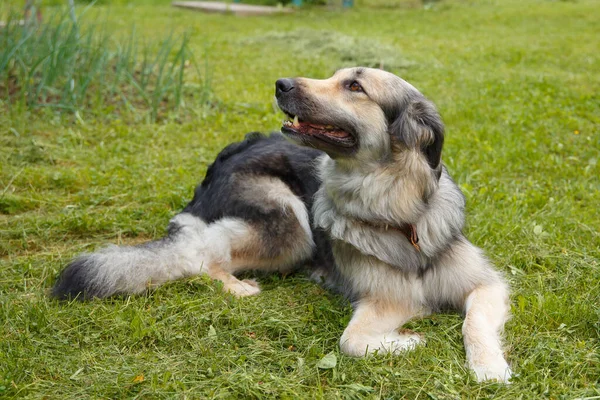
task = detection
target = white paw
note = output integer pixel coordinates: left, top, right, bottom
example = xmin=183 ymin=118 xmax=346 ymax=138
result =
xmin=224 ymin=279 xmax=261 ymax=297
xmin=470 ymin=359 xmax=512 ymax=383
xmin=340 ymin=331 xmax=424 ymax=357
xmin=377 ymin=332 xmax=423 ymax=355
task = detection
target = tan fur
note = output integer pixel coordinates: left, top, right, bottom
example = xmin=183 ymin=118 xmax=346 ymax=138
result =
xmin=463 ymin=284 xmax=511 ymax=382
xmin=194 ymin=175 xmax=315 ymax=296
xmin=234 ymin=174 xmax=314 ymax=246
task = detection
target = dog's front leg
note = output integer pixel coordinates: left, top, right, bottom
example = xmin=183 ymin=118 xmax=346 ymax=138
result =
xmin=463 ymin=283 xmax=512 ymax=383
xmin=339 ymin=298 xmax=422 ymax=357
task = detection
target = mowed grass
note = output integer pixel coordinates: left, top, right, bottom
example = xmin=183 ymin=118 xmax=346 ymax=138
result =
xmin=1 ymin=0 xmax=599 ymax=398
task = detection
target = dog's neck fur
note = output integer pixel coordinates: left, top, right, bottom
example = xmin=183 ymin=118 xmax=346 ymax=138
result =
xmin=313 ymin=152 xmax=466 ymax=263
xmin=312 ymin=153 xmax=435 ymax=270
xmin=316 ymin=151 xmax=437 ymax=224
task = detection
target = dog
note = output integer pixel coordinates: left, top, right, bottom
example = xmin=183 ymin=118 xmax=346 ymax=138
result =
xmin=52 ymin=67 xmax=512 ymax=383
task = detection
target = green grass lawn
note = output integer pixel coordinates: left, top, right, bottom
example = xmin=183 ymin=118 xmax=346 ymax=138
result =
xmin=1 ymin=0 xmax=599 ymax=398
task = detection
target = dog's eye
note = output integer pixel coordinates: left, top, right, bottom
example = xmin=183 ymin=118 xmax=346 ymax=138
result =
xmin=348 ymin=81 xmax=363 ymax=92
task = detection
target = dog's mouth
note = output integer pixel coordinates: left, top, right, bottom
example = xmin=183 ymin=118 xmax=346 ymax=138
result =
xmin=280 ymin=113 xmax=356 ymax=148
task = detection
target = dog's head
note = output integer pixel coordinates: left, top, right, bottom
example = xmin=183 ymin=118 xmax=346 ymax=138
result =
xmin=276 ymin=67 xmax=444 ymax=175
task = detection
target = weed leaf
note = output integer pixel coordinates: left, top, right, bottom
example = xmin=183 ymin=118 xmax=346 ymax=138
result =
xmin=316 ymin=352 xmax=337 ymax=369
xmin=207 ymin=325 xmax=217 ymax=339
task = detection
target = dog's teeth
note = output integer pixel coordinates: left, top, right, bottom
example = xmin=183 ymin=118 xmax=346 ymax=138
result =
xmin=293 ymin=115 xmax=299 ymax=127
xmin=325 ymin=125 xmax=334 ymax=129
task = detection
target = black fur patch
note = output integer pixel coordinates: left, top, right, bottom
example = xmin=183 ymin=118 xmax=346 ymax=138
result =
xmin=184 ymin=133 xmax=323 ymax=223
xmin=52 ymin=257 xmax=96 ymax=300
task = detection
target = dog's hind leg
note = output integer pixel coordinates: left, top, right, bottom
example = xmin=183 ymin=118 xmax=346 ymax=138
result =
xmin=198 ymin=191 xmax=315 ymax=297
xmin=339 ymin=298 xmax=423 ymax=357
xmin=205 ymin=265 xmax=262 ymax=297
xmin=198 ymin=217 xmax=266 ymax=297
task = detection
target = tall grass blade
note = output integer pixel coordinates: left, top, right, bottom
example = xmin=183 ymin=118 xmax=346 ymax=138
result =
xmin=0 ymin=6 xmax=210 ymax=122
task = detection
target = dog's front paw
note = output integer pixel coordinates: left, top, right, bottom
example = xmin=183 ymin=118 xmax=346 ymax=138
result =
xmin=340 ymin=331 xmax=424 ymax=357
xmin=379 ymin=331 xmax=423 ymax=355
xmin=470 ymin=359 xmax=512 ymax=383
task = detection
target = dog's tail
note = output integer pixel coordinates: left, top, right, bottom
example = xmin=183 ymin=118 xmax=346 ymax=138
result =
xmin=52 ymin=214 xmax=207 ymax=300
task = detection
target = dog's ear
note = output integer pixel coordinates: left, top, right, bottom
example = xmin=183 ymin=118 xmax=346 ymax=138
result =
xmin=389 ymin=97 xmax=445 ymax=172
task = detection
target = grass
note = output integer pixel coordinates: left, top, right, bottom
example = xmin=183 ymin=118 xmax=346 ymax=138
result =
xmin=1 ymin=0 xmax=599 ymax=398
xmin=0 ymin=7 xmax=210 ymax=123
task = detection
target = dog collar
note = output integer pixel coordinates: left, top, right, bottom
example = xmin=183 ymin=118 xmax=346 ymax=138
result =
xmin=387 ymin=222 xmax=420 ymax=252
xmin=351 ymin=218 xmax=420 ymax=252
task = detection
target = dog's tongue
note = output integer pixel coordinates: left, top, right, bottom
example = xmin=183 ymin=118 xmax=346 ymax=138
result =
xmin=283 ymin=116 xmax=350 ymax=139
xmin=295 ymin=120 xmax=349 ymax=138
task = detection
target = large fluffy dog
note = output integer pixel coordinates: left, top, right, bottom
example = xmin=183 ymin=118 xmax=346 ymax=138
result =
xmin=52 ymin=67 xmax=512 ymax=383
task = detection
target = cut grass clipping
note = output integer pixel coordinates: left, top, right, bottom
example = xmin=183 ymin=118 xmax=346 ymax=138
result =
xmin=0 ymin=8 xmax=211 ymax=123
xmin=245 ymin=29 xmax=416 ymax=70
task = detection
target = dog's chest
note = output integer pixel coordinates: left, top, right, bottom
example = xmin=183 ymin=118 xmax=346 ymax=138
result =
xmin=312 ymin=188 xmax=429 ymax=274
xmin=331 ymin=240 xmax=432 ymax=312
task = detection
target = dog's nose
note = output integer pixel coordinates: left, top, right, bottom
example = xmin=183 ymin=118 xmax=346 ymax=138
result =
xmin=275 ymin=78 xmax=295 ymax=97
